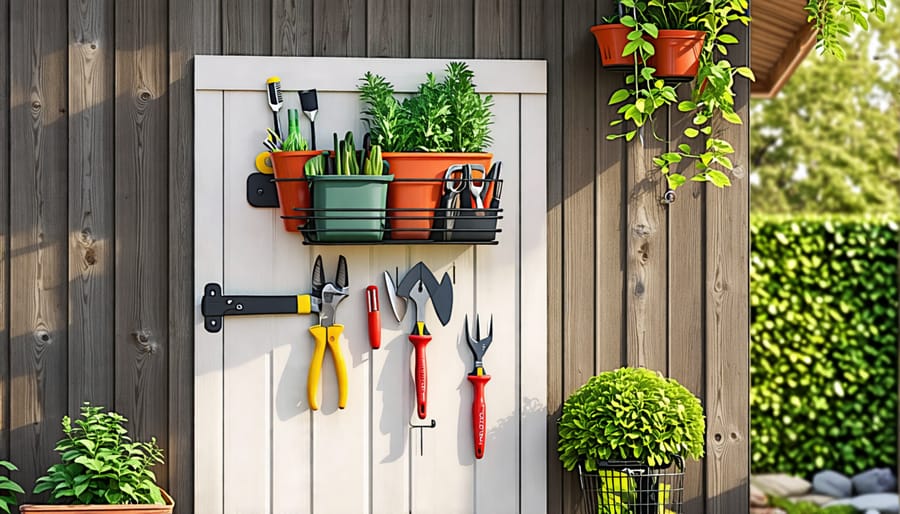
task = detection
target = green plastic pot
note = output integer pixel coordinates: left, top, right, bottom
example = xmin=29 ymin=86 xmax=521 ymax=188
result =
xmin=309 ymin=175 xmax=394 ymax=242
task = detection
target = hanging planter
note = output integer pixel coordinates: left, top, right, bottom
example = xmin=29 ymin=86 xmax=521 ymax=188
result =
xmin=647 ymin=30 xmax=705 ymax=81
xmin=590 ymin=23 xmax=635 ymax=70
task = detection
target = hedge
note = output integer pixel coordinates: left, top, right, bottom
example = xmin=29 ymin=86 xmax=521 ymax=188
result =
xmin=751 ymin=216 xmax=898 ymax=476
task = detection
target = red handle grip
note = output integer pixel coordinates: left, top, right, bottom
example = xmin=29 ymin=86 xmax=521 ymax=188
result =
xmin=468 ymin=374 xmax=491 ymax=459
xmin=366 ymin=286 xmax=381 ymax=349
xmin=409 ymin=334 xmax=431 ymax=419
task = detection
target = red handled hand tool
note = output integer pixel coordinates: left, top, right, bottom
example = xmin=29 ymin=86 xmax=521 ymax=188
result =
xmin=366 ymin=285 xmax=381 ymax=349
xmin=465 ymin=314 xmax=493 ymax=459
xmin=390 ymin=262 xmax=454 ymax=420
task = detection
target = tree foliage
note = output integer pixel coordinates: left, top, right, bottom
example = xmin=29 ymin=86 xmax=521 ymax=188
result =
xmin=750 ymin=12 xmax=900 ymax=214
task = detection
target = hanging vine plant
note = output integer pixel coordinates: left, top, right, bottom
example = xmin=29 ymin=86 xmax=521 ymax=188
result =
xmin=597 ymin=0 xmax=887 ymax=194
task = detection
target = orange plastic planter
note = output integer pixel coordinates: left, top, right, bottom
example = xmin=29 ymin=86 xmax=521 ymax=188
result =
xmin=20 ymin=489 xmax=174 ymax=513
xmin=383 ymin=152 xmax=493 ymax=240
xmin=590 ymin=23 xmax=635 ymax=70
xmin=648 ymin=30 xmax=706 ymax=80
xmin=270 ymin=150 xmax=323 ymax=232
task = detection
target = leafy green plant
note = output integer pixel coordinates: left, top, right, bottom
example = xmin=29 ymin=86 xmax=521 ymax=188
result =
xmin=805 ymin=0 xmax=886 ymax=59
xmin=0 ymin=461 xmax=23 ymax=513
xmin=751 ymin=216 xmax=898 ymax=476
xmin=358 ymin=62 xmax=494 ymax=153
xmin=558 ymin=367 xmax=705 ymax=471
xmin=33 ymin=403 xmax=166 ymax=505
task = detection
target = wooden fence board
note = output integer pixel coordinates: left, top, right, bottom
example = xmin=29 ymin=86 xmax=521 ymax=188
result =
xmin=313 ymin=0 xmax=367 ymax=57
xmin=223 ymin=0 xmax=272 ymax=55
xmin=669 ymin=92 xmax=708 ymax=514
xmin=9 ymin=0 xmax=69 ymax=501
xmin=367 ymin=0 xmax=410 ymax=57
xmin=562 ymin=2 xmax=597 ymax=513
xmin=67 ymin=0 xmax=115 ymax=415
xmin=594 ymin=0 xmax=626 ymax=374
xmin=114 ymin=0 xmax=170 ymax=489
xmin=272 ymin=0 xmax=313 ymax=55
xmin=0 ymin=0 xmax=10 ymax=463
xmin=411 ymin=0 xmax=475 ymax=58
xmin=705 ymin=21 xmax=750 ymax=514
xmin=167 ymin=0 xmax=219 ymax=510
xmin=475 ymin=0 xmax=520 ymax=59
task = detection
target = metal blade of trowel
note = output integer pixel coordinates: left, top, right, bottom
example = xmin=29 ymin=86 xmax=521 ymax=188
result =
xmin=396 ymin=262 xmax=454 ymax=326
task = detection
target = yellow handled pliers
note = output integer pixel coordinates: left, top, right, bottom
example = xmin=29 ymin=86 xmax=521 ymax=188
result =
xmin=297 ymin=254 xmax=350 ymax=410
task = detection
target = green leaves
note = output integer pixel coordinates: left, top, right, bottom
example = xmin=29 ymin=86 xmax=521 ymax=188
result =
xmin=33 ymin=403 xmax=166 ymax=505
xmin=751 ymin=217 xmax=899 ymax=476
xmin=558 ymin=367 xmax=705 ymax=471
xmin=359 ymin=62 xmax=493 ymax=153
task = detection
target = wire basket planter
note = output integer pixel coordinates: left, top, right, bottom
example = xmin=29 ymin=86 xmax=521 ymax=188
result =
xmin=578 ymin=457 xmax=685 ymax=514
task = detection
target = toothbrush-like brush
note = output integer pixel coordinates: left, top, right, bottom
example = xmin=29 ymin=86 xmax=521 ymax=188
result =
xmin=266 ymin=76 xmax=284 ymax=141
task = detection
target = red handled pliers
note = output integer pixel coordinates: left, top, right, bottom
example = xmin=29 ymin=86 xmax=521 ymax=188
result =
xmin=465 ymin=314 xmax=493 ymax=459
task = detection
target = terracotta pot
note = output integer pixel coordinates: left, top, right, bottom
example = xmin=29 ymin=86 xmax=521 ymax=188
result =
xmin=590 ymin=23 xmax=635 ymax=70
xmin=382 ymin=152 xmax=493 ymax=240
xmin=648 ymin=30 xmax=706 ymax=80
xmin=270 ymin=150 xmax=323 ymax=232
xmin=20 ymin=489 xmax=174 ymax=513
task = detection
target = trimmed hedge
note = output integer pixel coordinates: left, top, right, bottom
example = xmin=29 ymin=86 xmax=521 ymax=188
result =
xmin=751 ymin=216 xmax=898 ymax=476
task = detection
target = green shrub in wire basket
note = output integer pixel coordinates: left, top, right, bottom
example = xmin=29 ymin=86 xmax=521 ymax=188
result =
xmin=558 ymin=367 xmax=706 ymax=471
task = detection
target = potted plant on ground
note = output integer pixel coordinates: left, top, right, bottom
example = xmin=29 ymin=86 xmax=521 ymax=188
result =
xmin=20 ymin=403 xmax=173 ymax=513
xmin=558 ymin=367 xmax=705 ymax=514
xmin=0 ymin=461 xmax=23 ymax=513
xmin=358 ymin=61 xmax=494 ymax=240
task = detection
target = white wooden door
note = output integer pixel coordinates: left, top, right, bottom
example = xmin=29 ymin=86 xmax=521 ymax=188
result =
xmin=194 ymin=56 xmax=547 ymax=514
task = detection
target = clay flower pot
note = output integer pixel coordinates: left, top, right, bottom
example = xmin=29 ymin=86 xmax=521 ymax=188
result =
xmin=648 ymin=30 xmax=706 ymax=80
xmin=270 ymin=150 xmax=323 ymax=232
xmin=590 ymin=23 xmax=635 ymax=70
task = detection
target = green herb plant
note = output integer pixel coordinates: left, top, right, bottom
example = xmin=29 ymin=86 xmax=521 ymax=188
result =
xmin=33 ymin=403 xmax=166 ymax=505
xmin=359 ymin=62 xmax=494 ymax=153
xmin=558 ymin=367 xmax=705 ymax=471
xmin=0 ymin=461 xmax=23 ymax=513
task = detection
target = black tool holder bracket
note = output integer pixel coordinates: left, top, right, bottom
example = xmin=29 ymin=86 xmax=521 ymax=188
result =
xmin=247 ymin=172 xmax=280 ymax=208
xmin=201 ymin=283 xmax=299 ymax=333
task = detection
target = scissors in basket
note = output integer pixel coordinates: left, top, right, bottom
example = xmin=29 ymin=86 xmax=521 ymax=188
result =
xmin=442 ymin=163 xmax=487 ymax=210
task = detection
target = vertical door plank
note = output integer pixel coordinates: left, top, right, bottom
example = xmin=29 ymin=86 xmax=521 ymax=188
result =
xmin=520 ymin=93 xmax=549 ymax=514
xmin=168 ymin=0 xmax=219 ymax=511
xmin=367 ymin=0 xmax=410 ymax=57
xmin=272 ymin=0 xmax=313 ymax=55
xmin=668 ymin=95 xmax=707 ymax=514
xmin=68 ymin=0 xmax=115 ymax=416
xmin=407 ymin=247 xmax=474 ymax=514
xmin=625 ymin=117 xmax=668 ymax=372
xmin=221 ymin=91 xmax=276 ymax=513
xmin=114 ymin=0 xmax=170 ymax=489
xmin=312 ymin=0 xmax=367 ymax=57
xmin=0 ymin=0 xmax=10 ymax=463
xmin=9 ymin=0 xmax=69 ymax=500
xmin=223 ymin=0 xmax=273 ymax=55
xmin=706 ymin=22 xmax=750 ymax=514
xmin=369 ymin=247 xmax=411 ymax=514
xmin=474 ymin=0 xmax=520 ymax=59
xmin=193 ymin=89 xmax=225 ymax=514
xmin=532 ymin=0 xmax=565 ymax=512
xmin=562 ymin=1 xmax=597 ymax=512
xmin=410 ymin=0 xmax=475 ymax=58
xmin=594 ymin=0 xmax=626 ymax=374
xmin=305 ymin=95 xmax=373 ymax=514
xmin=473 ymin=96 xmax=520 ymax=513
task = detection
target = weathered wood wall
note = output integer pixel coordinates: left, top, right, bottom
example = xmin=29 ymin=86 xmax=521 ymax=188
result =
xmin=0 ymin=1 xmax=749 ymax=513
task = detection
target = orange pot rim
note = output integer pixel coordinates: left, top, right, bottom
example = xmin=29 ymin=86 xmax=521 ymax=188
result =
xmin=590 ymin=23 xmax=628 ymax=33
xmin=270 ymin=150 xmax=323 ymax=157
